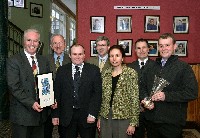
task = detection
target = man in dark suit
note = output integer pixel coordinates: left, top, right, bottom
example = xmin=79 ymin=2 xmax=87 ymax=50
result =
xmin=127 ymin=38 xmax=155 ymax=138
xmin=87 ymin=36 xmax=111 ymax=73
xmin=7 ymin=28 xmax=50 ymax=138
xmin=52 ymin=44 xmax=102 ymax=138
xmin=44 ymin=34 xmax=70 ymax=138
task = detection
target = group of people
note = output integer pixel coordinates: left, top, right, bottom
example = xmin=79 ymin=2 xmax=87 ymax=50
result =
xmin=7 ymin=28 xmax=198 ymax=138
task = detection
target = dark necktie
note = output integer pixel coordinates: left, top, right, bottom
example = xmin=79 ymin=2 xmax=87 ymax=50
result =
xmin=56 ymin=56 xmax=60 ymax=71
xmin=141 ymin=62 xmax=144 ymax=69
xmin=31 ymin=56 xmax=37 ymax=76
xmin=73 ymin=66 xmax=80 ymax=109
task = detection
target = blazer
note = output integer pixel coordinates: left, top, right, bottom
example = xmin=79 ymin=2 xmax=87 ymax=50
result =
xmin=52 ymin=62 xmax=102 ymax=128
xmin=47 ymin=53 xmax=70 ymax=80
xmin=7 ymin=51 xmax=50 ymax=126
xmin=99 ymin=65 xmax=139 ymax=126
xmin=86 ymin=56 xmax=111 ymax=73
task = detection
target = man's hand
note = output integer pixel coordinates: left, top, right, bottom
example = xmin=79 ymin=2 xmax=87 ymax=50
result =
xmin=87 ymin=116 xmax=95 ymax=123
xmin=97 ymin=119 xmax=100 ymax=131
xmin=141 ymin=99 xmax=154 ymax=110
xmin=152 ymin=91 xmax=165 ymax=101
xmin=32 ymin=102 xmax=43 ymax=112
xmin=52 ymin=118 xmax=59 ymax=125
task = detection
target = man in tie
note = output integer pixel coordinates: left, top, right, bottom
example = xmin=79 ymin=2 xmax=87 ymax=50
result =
xmin=87 ymin=36 xmax=111 ymax=73
xmin=127 ymin=38 xmax=155 ymax=138
xmin=44 ymin=34 xmax=70 ymax=138
xmin=52 ymin=44 xmax=102 ymax=138
xmin=140 ymin=33 xmax=198 ymax=138
xmin=7 ymin=28 xmax=50 ymax=138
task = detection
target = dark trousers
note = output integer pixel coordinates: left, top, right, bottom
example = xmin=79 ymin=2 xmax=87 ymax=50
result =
xmin=44 ymin=115 xmax=62 ymax=138
xmin=12 ymin=123 xmax=44 ymax=138
xmin=146 ymin=121 xmax=183 ymax=138
xmin=59 ymin=109 xmax=96 ymax=138
xmin=132 ymin=113 xmax=146 ymax=138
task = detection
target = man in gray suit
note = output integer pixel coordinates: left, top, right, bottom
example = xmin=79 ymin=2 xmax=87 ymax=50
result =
xmin=44 ymin=34 xmax=70 ymax=138
xmin=87 ymin=36 xmax=111 ymax=73
xmin=7 ymin=29 xmax=50 ymax=138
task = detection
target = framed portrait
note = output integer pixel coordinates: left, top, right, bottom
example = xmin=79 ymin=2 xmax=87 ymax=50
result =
xmin=90 ymin=16 xmax=105 ymax=33
xmin=117 ymin=39 xmax=133 ymax=56
xmin=174 ymin=40 xmax=188 ymax=57
xmin=145 ymin=15 xmax=160 ymax=33
xmin=37 ymin=72 xmax=54 ymax=108
xmin=8 ymin=0 xmax=14 ymax=7
xmin=173 ymin=16 xmax=189 ymax=34
xmin=13 ymin=0 xmax=25 ymax=8
xmin=148 ymin=40 xmax=159 ymax=56
xmin=116 ymin=15 xmax=132 ymax=33
xmin=30 ymin=2 xmax=43 ymax=18
xmin=90 ymin=40 xmax=98 ymax=57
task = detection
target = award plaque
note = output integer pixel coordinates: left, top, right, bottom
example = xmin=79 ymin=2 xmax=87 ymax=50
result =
xmin=37 ymin=72 xmax=54 ymax=108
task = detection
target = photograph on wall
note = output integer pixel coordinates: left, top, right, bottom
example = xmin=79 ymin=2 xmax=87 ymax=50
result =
xmin=117 ymin=39 xmax=133 ymax=56
xmin=173 ymin=16 xmax=189 ymax=34
xmin=148 ymin=40 xmax=159 ymax=56
xmin=145 ymin=15 xmax=160 ymax=33
xmin=14 ymin=0 xmax=24 ymax=8
xmin=90 ymin=40 xmax=98 ymax=57
xmin=90 ymin=16 xmax=105 ymax=33
xmin=8 ymin=0 xmax=14 ymax=6
xmin=116 ymin=15 xmax=132 ymax=33
xmin=30 ymin=2 xmax=43 ymax=18
xmin=174 ymin=40 xmax=188 ymax=57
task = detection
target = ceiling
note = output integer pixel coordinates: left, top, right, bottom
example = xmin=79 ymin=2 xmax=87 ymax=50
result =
xmin=61 ymin=0 xmax=76 ymax=15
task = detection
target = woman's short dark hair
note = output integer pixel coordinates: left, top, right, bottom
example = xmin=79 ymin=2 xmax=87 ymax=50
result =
xmin=108 ymin=45 xmax=125 ymax=58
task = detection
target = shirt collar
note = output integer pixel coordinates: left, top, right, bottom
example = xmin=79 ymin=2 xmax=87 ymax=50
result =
xmin=98 ymin=54 xmax=108 ymax=62
xmin=138 ymin=57 xmax=148 ymax=65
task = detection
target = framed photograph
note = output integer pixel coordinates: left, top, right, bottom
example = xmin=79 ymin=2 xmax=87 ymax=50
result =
xmin=13 ymin=0 xmax=25 ymax=8
xmin=174 ymin=40 xmax=188 ymax=57
xmin=116 ymin=15 xmax=132 ymax=33
xmin=145 ymin=15 xmax=160 ymax=33
xmin=8 ymin=0 xmax=14 ymax=7
xmin=173 ymin=16 xmax=189 ymax=34
xmin=90 ymin=16 xmax=105 ymax=33
xmin=30 ymin=2 xmax=43 ymax=18
xmin=148 ymin=40 xmax=159 ymax=56
xmin=117 ymin=39 xmax=133 ymax=56
xmin=90 ymin=40 xmax=98 ymax=57
xmin=37 ymin=73 xmax=54 ymax=108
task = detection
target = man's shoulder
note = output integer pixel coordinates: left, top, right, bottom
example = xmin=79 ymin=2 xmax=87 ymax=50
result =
xmin=127 ymin=61 xmax=138 ymax=68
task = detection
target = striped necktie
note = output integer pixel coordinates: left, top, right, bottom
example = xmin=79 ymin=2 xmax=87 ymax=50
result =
xmin=56 ymin=56 xmax=60 ymax=71
xmin=31 ymin=56 xmax=37 ymax=76
xmin=99 ymin=59 xmax=104 ymax=72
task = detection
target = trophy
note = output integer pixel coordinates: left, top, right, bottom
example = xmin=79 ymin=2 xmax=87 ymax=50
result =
xmin=143 ymin=75 xmax=170 ymax=108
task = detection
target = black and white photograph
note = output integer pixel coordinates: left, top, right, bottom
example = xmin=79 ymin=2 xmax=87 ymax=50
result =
xmin=148 ymin=40 xmax=159 ymax=56
xmin=173 ymin=16 xmax=189 ymax=34
xmin=8 ymin=0 xmax=14 ymax=7
xmin=145 ymin=15 xmax=160 ymax=33
xmin=117 ymin=39 xmax=133 ymax=56
xmin=90 ymin=40 xmax=98 ymax=57
xmin=30 ymin=2 xmax=43 ymax=18
xmin=90 ymin=16 xmax=105 ymax=33
xmin=14 ymin=0 xmax=24 ymax=8
xmin=117 ymin=15 xmax=132 ymax=33
xmin=174 ymin=40 xmax=188 ymax=57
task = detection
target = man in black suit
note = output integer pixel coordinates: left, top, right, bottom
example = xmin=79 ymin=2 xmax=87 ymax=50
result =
xmin=128 ymin=38 xmax=155 ymax=138
xmin=52 ymin=44 xmax=102 ymax=138
xmin=7 ymin=28 xmax=50 ymax=138
xmin=44 ymin=34 xmax=70 ymax=138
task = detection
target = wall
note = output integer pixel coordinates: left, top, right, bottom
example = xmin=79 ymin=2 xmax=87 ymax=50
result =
xmin=77 ymin=0 xmax=200 ymax=63
xmin=9 ymin=0 xmax=52 ymax=55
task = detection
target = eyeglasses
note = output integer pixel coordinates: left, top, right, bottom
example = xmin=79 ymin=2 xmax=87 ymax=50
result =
xmin=52 ymin=41 xmax=64 ymax=46
xmin=97 ymin=44 xmax=107 ymax=47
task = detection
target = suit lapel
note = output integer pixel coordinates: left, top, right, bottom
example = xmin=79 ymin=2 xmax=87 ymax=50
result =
xmin=79 ymin=63 xmax=88 ymax=86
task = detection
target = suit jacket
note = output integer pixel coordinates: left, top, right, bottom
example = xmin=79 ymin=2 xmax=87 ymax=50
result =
xmin=7 ymin=51 xmax=50 ymax=126
xmin=47 ymin=53 xmax=70 ymax=80
xmin=52 ymin=63 xmax=102 ymax=128
xmin=127 ymin=59 xmax=155 ymax=100
xmin=86 ymin=56 xmax=111 ymax=73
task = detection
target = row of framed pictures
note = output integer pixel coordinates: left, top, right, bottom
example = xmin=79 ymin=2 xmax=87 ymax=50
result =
xmin=90 ymin=40 xmax=188 ymax=57
xmin=90 ymin=16 xmax=189 ymax=34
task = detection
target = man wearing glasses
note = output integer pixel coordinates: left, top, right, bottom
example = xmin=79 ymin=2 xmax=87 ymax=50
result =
xmin=87 ymin=36 xmax=111 ymax=73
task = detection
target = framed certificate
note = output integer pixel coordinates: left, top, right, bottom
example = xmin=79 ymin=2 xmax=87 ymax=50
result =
xmin=37 ymin=72 xmax=54 ymax=108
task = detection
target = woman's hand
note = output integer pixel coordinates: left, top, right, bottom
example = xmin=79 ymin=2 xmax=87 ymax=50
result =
xmin=126 ymin=125 xmax=135 ymax=135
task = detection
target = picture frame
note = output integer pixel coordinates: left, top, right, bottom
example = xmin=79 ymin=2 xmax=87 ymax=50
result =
xmin=173 ymin=16 xmax=189 ymax=34
xmin=8 ymin=0 xmax=14 ymax=7
xmin=36 ymin=72 xmax=54 ymax=108
xmin=148 ymin=40 xmax=159 ymax=56
xmin=116 ymin=15 xmax=132 ymax=33
xmin=145 ymin=15 xmax=160 ymax=33
xmin=117 ymin=39 xmax=133 ymax=56
xmin=13 ymin=0 xmax=25 ymax=8
xmin=174 ymin=40 xmax=188 ymax=57
xmin=30 ymin=2 xmax=43 ymax=18
xmin=90 ymin=16 xmax=105 ymax=33
xmin=90 ymin=40 xmax=98 ymax=57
